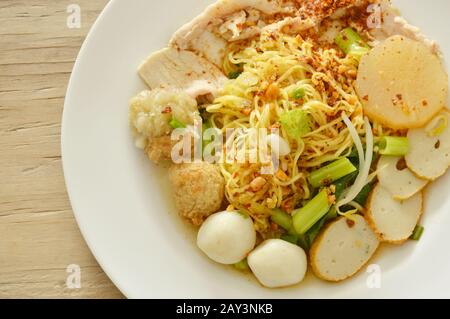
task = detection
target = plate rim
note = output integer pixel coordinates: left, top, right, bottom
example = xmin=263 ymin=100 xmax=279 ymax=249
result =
xmin=60 ymin=0 xmax=450 ymax=299
xmin=61 ymin=0 xmax=130 ymax=298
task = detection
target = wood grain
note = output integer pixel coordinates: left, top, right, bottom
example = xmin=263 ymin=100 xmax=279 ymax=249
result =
xmin=0 ymin=0 xmax=123 ymax=298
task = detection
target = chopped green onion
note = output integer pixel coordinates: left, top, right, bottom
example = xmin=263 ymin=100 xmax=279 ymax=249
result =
xmin=234 ymin=259 xmax=249 ymax=271
xmin=348 ymin=45 xmax=370 ymax=60
xmin=410 ymin=225 xmax=424 ymax=241
xmin=291 ymin=88 xmax=306 ymax=100
xmin=335 ymin=28 xmax=369 ymax=56
xmin=308 ymin=158 xmax=357 ymax=188
xmin=169 ymin=118 xmax=186 ymax=129
xmin=271 ymin=209 xmax=297 ymax=235
xmin=271 ymin=209 xmax=292 ymax=231
xmin=228 ymin=71 xmax=242 ymax=79
xmin=293 ymin=189 xmax=332 ymax=235
xmin=378 ymin=136 xmax=409 ymax=156
xmin=279 ymin=109 xmax=311 ymax=140
xmin=280 ymin=234 xmax=298 ymax=245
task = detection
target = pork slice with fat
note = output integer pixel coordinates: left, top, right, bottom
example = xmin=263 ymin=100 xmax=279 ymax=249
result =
xmin=138 ymin=47 xmax=227 ymax=99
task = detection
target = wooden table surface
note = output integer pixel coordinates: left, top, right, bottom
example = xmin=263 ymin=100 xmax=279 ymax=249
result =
xmin=0 ymin=0 xmax=123 ymax=298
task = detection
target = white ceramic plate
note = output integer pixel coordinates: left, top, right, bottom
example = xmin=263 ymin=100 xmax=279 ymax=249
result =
xmin=62 ymin=0 xmax=450 ymax=298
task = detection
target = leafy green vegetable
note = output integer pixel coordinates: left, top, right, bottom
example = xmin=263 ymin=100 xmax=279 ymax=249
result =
xmin=333 ymin=170 xmax=373 ymax=208
xmin=228 ymin=71 xmax=242 ymax=79
xmin=353 ymin=182 xmax=373 ymax=206
xmin=234 ymin=259 xmax=249 ymax=271
xmin=202 ymin=120 xmax=212 ymax=133
xmin=236 ymin=210 xmax=250 ymax=219
xmin=199 ymin=108 xmax=210 ymax=122
xmin=293 ymin=189 xmax=331 ymax=235
xmin=279 ymin=109 xmax=311 ymax=140
xmin=303 ymin=216 xmax=327 ymax=248
xmin=297 ymin=235 xmax=310 ymax=251
xmin=308 ymin=158 xmax=357 ymax=188
xmin=280 ymin=234 xmax=299 ymax=245
xmin=202 ymin=119 xmax=213 ymax=149
xmin=333 ymin=171 xmax=358 ymax=199
xmin=410 ymin=225 xmax=424 ymax=241
xmin=347 ymin=147 xmax=378 ymax=168
xmin=301 ymin=208 xmax=338 ymax=250
xmin=291 ymin=88 xmax=306 ymax=100
xmin=271 ymin=209 xmax=295 ymax=234
xmin=169 ymin=118 xmax=186 ymax=129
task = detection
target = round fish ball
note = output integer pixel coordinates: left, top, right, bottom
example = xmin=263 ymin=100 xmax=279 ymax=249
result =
xmin=197 ymin=211 xmax=256 ymax=265
xmin=248 ymin=239 xmax=307 ymax=288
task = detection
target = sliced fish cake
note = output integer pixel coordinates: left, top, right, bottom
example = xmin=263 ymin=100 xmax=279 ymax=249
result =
xmin=406 ymin=111 xmax=450 ymax=181
xmin=310 ymin=215 xmax=379 ymax=282
xmin=377 ymin=155 xmax=428 ymax=200
xmin=367 ymin=184 xmax=423 ymax=244
xmin=356 ymin=36 xmax=448 ymax=130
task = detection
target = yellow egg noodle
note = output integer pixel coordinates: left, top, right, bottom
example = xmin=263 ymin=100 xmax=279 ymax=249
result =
xmin=206 ymin=32 xmax=378 ymax=234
